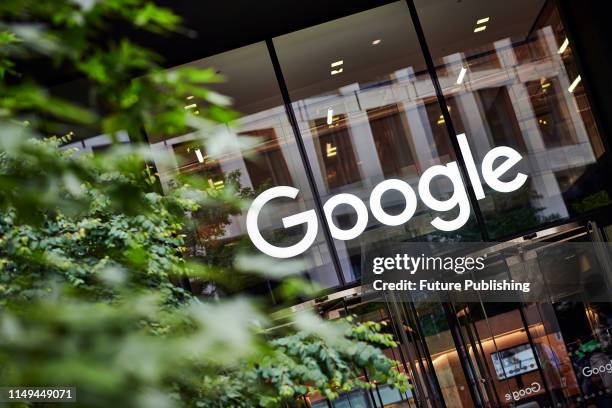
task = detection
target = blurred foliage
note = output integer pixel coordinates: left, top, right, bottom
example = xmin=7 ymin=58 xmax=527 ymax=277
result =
xmin=0 ymin=136 xmax=197 ymax=304
xmin=197 ymin=319 xmax=408 ymax=407
xmin=572 ymin=191 xmax=612 ymax=214
xmin=0 ymin=1 xmax=408 ymax=407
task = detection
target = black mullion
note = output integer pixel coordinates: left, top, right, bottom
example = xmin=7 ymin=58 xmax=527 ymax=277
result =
xmin=556 ymin=0 xmax=612 ymax=157
xmin=407 ymin=301 xmax=447 ymax=408
xmin=441 ymin=302 xmax=484 ymax=407
xmin=265 ymin=38 xmax=346 ymax=287
xmin=404 ymin=0 xmax=490 ymax=242
xmin=383 ymin=296 xmax=429 ymax=408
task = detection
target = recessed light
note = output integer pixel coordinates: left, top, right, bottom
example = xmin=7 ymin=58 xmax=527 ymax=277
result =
xmin=331 ymin=68 xmax=343 ymax=76
xmin=372 ymin=39 xmax=382 ymax=45
xmin=331 ymin=60 xmax=344 ymax=68
xmin=326 ymin=143 xmax=337 ymax=158
xmin=568 ymin=75 xmax=581 ymax=93
xmin=558 ymin=38 xmax=569 ymax=54
xmin=327 ymin=108 xmax=334 ymax=125
xmin=456 ymin=67 xmax=468 ymax=85
xmin=184 ymin=104 xmax=197 ymax=110
xmin=208 ymin=179 xmax=224 ymax=190
xmin=474 ymin=25 xmax=487 ymax=33
xmin=194 ymin=148 xmax=204 ymax=163
xmin=186 ymin=95 xmax=195 ymax=100
xmin=476 ymin=17 xmax=490 ymax=24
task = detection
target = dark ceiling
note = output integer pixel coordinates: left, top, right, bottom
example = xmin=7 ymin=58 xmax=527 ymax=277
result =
xmin=29 ymin=0 xmax=397 ymax=87
xmin=153 ymin=0 xmax=396 ymax=68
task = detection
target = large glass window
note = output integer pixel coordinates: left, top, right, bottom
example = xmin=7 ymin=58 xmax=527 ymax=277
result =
xmin=367 ymin=104 xmax=418 ymax=179
xmin=148 ymin=43 xmax=343 ymax=296
xmin=273 ymin=1 xmax=484 ymax=285
xmin=415 ymin=0 xmax=610 ymax=239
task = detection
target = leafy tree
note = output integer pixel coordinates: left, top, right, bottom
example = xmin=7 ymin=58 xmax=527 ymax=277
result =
xmin=0 ymin=1 xmax=409 ymax=407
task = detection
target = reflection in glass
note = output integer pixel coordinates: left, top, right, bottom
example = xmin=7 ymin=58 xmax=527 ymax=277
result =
xmin=149 ymin=43 xmax=342 ymax=296
xmin=368 ymin=104 xmax=417 ymax=179
xmin=312 ymin=115 xmax=362 ymax=190
xmin=416 ymin=0 xmax=610 ymax=238
xmin=274 ymin=1 xmax=483 ymax=284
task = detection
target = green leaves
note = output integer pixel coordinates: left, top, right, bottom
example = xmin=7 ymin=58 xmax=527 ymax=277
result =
xmin=238 ymin=318 xmax=410 ymax=405
xmin=133 ymin=3 xmax=181 ymax=32
xmin=0 ymin=85 xmax=98 ymax=124
xmin=0 ymin=1 xmax=410 ymax=407
xmin=0 ymin=30 xmax=19 ymax=78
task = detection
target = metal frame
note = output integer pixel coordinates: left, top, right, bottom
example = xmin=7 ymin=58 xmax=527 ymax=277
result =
xmin=255 ymin=1 xmax=612 ymax=407
xmin=403 ymin=0 xmax=490 ymax=242
xmin=256 ymin=0 xmax=612 ymax=294
xmin=265 ymin=38 xmax=346 ymax=287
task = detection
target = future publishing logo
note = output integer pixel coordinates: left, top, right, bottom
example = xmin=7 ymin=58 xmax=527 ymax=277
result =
xmin=246 ymin=134 xmax=528 ymax=258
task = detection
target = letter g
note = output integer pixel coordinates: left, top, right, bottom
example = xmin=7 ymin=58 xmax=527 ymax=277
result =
xmin=246 ymin=186 xmax=318 ymax=258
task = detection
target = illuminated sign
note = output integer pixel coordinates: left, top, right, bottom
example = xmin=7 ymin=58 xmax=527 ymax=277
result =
xmin=246 ymin=134 xmax=528 ymax=258
xmin=505 ymin=382 xmax=541 ymax=402
xmin=583 ymin=361 xmax=612 ymax=377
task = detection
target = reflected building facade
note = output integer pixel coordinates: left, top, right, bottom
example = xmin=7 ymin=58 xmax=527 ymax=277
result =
xmin=62 ymin=1 xmax=612 ymax=407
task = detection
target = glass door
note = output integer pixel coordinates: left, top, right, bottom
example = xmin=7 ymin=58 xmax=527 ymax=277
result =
xmin=455 ymin=222 xmax=612 ymax=408
xmin=310 ymin=290 xmax=423 ymax=408
xmin=310 ymin=220 xmax=612 ymax=407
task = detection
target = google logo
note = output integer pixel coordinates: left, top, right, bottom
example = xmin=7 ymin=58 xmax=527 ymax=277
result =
xmin=583 ymin=361 xmax=612 ymax=377
xmin=505 ymin=382 xmax=542 ymax=401
xmin=247 ymin=134 xmax=528 ymax=258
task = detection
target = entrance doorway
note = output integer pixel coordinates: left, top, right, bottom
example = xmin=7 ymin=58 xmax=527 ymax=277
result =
xmin=447 ymin=222 xmax=612 ymax=407
xmin=307 ymin=221 xmax=612 ymax=407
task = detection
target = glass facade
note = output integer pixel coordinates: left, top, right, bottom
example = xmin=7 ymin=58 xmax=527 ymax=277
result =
xmin=416 ymin=0 xmax=608 ymax=240
xmin=62 ymin=1 xmax=612 ymax=407
xmin=272 ymin=1 xmax=462 ymax=283
xmin=151 ymin=42 xmax=343 ymax=295
xmin=65 ymin=0 xmax=611 ymax=291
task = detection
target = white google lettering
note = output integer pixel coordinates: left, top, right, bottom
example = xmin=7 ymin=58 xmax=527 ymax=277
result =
xmin=582 ymin=360 xmax=612 ymax=377
xmin=505 ymin=382 xmax=542 ymax=402
xmin=246 ymin=186 xmax=318 ymax=259
xmin=246 ymin=134 xmax=528 ymax=258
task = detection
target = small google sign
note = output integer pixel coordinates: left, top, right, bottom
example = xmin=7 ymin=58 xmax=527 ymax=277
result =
xmin=505 ymin=382 xmax=542 ymax=402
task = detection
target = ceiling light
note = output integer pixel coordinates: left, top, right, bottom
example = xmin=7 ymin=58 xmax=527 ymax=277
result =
xmin=437 ymin=115 xmax=445 ymax=125
xmin=331 ymin=60 xmax=344 ymax=68
xmin=558 ymin=38 xmax=569 ymax=54
xmin=476 ymin=17 xmax=490 ymax=24
xmin=326 ymin=143 xmax=337 ymax=158
xmin=184 ymin=104 xmax=197 ymax=110
xmin=568 ymin=75 xmax=581 ymax=93
xmin=331 ymin=68 xmax=343 ymax=76
xmin=208 ymin=179 xmax=224 ymax=190
xmin=372 ymin=39 xmax=382 ymax=45
xmin=186 ymin=95 xmax=195 ymax=100
xmin=194 ymin=148 xmax=204 ymax=163
xmin=474 ymin=25 xmax=487 ymax=33
xmin=456 ymin=67 xmax=467 ymax=85
xmin=327 ymin=108 xmax=334 ymax=125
